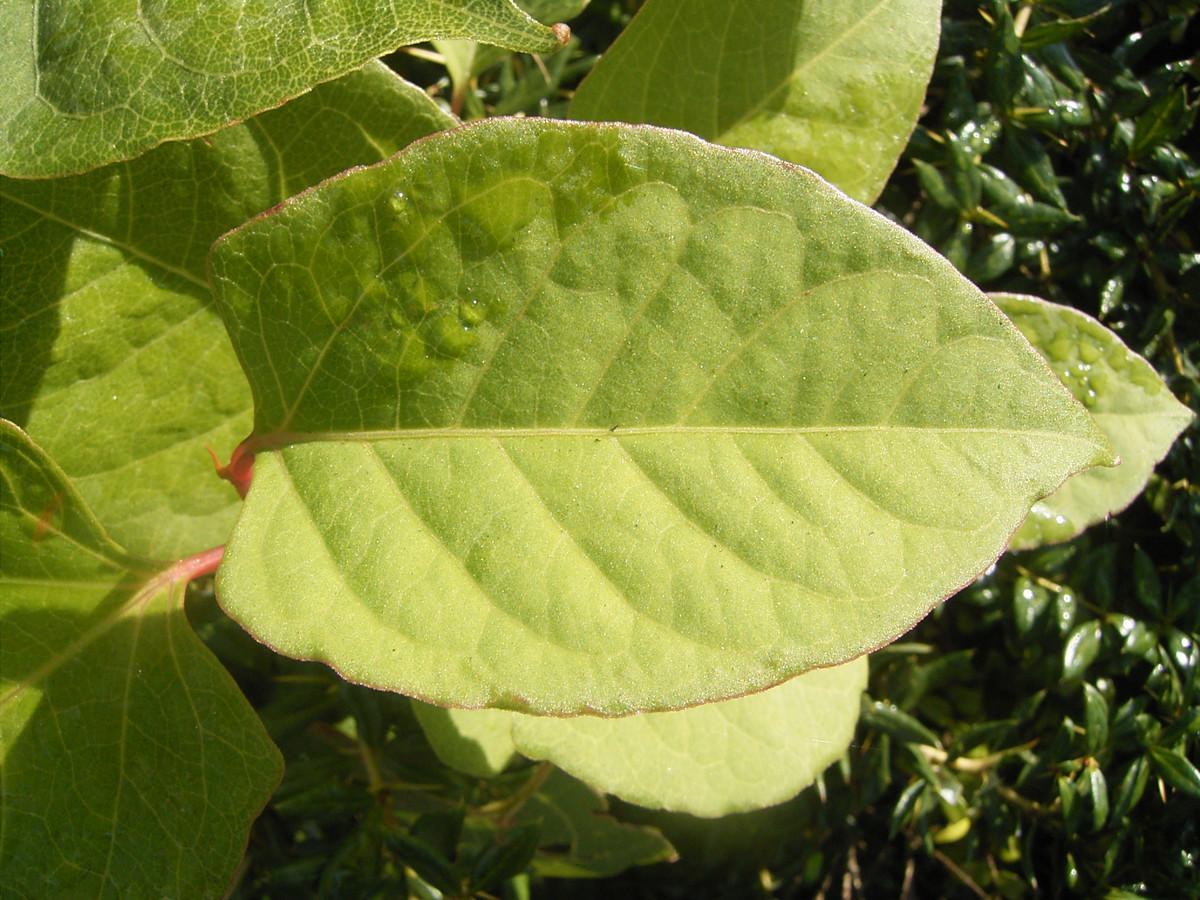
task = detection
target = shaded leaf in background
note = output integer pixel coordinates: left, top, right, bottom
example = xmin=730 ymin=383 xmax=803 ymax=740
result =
xmin=0 ymin=63 xmax=456 ymax=560
xmin=992 ymin=293 xmax=1194 ymax=549
xmin=511 ymin=657 xmax=869 ymax=816
xmin=413 ymin=701 xmax=518 ymax=777
xmin=210 ymin=118 xmax=1113 ymax=715
xmin=0 ymin=0 xmax=559 ymax=176
xmin=568 ymin=0 xmax=940 ymax=204
xmin=516 ymin=769 xmax=677 ymax=878
xmin=0 ymin=420 xmax=282 ymax=900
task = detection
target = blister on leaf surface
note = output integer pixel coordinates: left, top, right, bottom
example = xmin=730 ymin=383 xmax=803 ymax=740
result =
xmin=210 ymin=118 xmax=1114 ymax=715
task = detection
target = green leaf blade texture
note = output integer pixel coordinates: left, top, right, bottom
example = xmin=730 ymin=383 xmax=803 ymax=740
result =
xmin=0 ymin=420 xmax=282 ymax=900
xmin=0 ymin=0 xmax=557 ymax=177
xmin=992 ymin=294 xmax=1195 ymax=549
xmin=211 ymin=119 xmax=1114 ymax=714
xmin=1 ymin=63 xmax=455 ymax=560
xmin=567 ymin=0 xmax=940 ymax=204
xmin=512 ymin=656 xmax=868 ymax=816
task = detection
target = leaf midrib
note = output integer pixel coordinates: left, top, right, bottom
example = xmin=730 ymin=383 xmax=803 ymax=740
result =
xmin=258 ymin=424 xmax=1110 ymax=443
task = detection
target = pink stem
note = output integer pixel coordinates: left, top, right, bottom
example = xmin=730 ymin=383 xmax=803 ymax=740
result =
xmin=165 ymin=545 xmax=225 ymax=584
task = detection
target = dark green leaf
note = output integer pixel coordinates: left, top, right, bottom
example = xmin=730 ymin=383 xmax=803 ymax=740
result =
xmin=1083 ymin=683 xmax=1110 ymax=756
xmin=1111 ymin=755 xmax=1150 ymax=821
xmin=1148 ymin=746 xmax=1200 ymax=799
xmin=384 ymin=829 xmax=461 ymax=895
xmin=469 ymin=822 xmax=542 ymax=892
xmin=1063 ymin=620 xmax=1104 ymax=682
xmin=1086 ymin=763 xmax=1110 ymax=831
xmin=1020 ymin=8 xmax=1111 ymax=50
xmin=1130 ymin=85 xmax=1197 ymax=159
xmin=861 ymin=698 xmax=943 ymax=748
xmin=914 ymin=158 xmax=962 ymax=211
xmin=517 ymin=770 xmax=676 ymax=878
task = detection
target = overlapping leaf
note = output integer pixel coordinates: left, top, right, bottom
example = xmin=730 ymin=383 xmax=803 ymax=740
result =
xmin=0 ymin=63 xmax=456 ymax=560
xmin=568 ymin=0 xmax=940 ymax=204
xmin=0 ymin=420 xmax=282 ymax=900
xmin=418 ymin=656 xmax=867 ymax=815
xmin=993 ymin=293 xmax=1195 ymax=549
xmin=0 ymin=0 xmax=558 ymax=177
xmin=210 ymin=118 xmax=1113 ymax=715
xmin=413 ymin=701 xmax=519 ymax=777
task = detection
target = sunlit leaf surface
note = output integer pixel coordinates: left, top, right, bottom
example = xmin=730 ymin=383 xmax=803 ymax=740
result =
xmin=211 ymin=118 xmax=1113 ymax=715
xmin=0 ymin=0 xmax=558 ymax=176
xmin=569 ymin=0 xmax=940 ymax=204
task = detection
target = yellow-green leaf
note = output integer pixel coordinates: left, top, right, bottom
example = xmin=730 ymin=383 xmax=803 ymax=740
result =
xmin=210 ymin=119 xmax=1114 ymax=715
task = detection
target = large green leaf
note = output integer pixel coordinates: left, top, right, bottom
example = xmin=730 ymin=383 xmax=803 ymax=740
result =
xmin=993 ymin=293 xmax=1195 ymax=549
xmin=210 ymin=118 xmax=1113 ymax=715
xmin=1 ymin=63 xmax=456 ymax=560
xmin=567 ymin=0 xmax=940 ymax=204
xmin=0 ymin=419 xmax=282 ymax=900
xmin=0 ymin=0 xmax=559 ymax=177
xmin=512 ymin=657 xmax=867 ymax=816
xmin=421 ymin=657 xmax=867 ymax=816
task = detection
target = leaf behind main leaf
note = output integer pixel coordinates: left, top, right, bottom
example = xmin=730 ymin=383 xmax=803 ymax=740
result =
xmin=993 ymin=293 xmax=1195 ymax=548
xmin=0 ymin=420 xmax=282 ymax=900
xmin=210 ymin=119 xmax=1113 ymax=715
xmin=0 ymin=62 xmax=455 ymax=561
xmin=568 ymin=0 xmax=941 ymax=204
xmin=0 ymin=0 xmax=559 ymax=177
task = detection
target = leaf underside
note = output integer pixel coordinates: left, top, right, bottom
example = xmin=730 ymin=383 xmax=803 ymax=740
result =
xmin=418 ymin=656 xmax=868 ymax=816
xmin=210 ymin=118 xmax=1113 ymax=715
xmin=993 ymin=293 xmax=1195 ymax=549
xmin=0 ymin=420 xmax=281 ymax=900
xmin=0 ymin=0 xmax=556 ymax=177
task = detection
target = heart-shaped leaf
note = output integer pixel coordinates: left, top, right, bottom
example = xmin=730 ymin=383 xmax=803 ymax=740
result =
xmin=568 ymin=0 xmax=940 ymax=204
xmin=0 ymin=0 xmax=557 ymax=177
xmin=0 ymin=420 xmax=281 ymax=899
xmin=993 ymin=293 xmax=1195 ymax=549
xmin=210 ymin=118 xmax=1113 ymax=715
